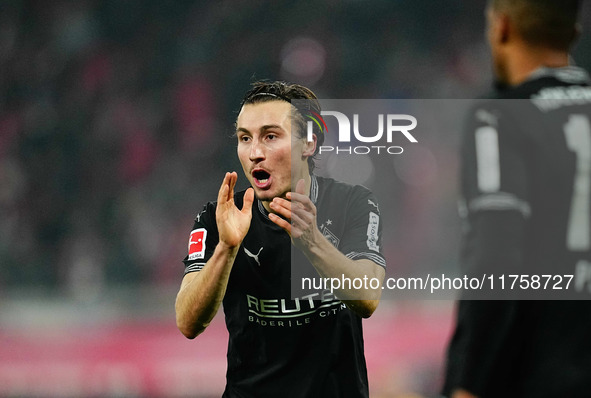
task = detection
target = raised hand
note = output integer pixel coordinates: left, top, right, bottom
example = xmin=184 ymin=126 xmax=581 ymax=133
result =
xmin=216 ymin=172 xmax=254 ymax=248
xmin=268 ymin=179 xmax=320 ymax=250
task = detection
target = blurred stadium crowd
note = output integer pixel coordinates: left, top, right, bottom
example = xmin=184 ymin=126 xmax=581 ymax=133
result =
xmin=0 ymin=0 xmax=589 ymax=297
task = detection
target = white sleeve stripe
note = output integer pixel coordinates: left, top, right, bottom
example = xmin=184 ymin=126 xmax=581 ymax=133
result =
xmin=475 ymin=126 xmax=501 ymax=193
xmin=468 ymin=192 xmax=531 ymax=217
xmin=346 ymin=251 xmax=386 ymax=268
xmin=184 ymin=263 xmax=205 ymax=274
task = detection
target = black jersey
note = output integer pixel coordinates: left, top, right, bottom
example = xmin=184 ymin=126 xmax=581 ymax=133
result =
xmin=183 ymin=175 xmax=386 ymax=398
xmin=443 ymin=66 xmax=591 ymax=397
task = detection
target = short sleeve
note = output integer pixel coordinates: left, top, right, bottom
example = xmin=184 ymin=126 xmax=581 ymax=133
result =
xmin=339 ymin=186 xmax=386 ymax=268
xmin=460 ymin=102 xmax=530 ymax=277
xmin=182 ymin=202 xmax=219 ymax=274
xmin=461 ymin=102 xmax=530 ymax=217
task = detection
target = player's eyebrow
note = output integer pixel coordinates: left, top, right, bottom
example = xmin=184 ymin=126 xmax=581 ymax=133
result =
xmin=235 ymin=124 xmax=285 ymax=135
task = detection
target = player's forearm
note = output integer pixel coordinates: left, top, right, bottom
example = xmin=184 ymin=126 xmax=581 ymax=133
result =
xmin=302 ymin=234 xmax=385 ymax=318
xmin=175 ymin=242 xmax=239 ymax=338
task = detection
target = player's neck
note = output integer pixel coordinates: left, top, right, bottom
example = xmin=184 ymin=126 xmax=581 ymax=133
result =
xmin=505 ymin=44 xmax=570 ymax=86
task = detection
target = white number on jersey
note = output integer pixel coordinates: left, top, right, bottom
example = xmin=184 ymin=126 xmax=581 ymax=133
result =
xmin=564 ymin=114 xmax=591 ymax=251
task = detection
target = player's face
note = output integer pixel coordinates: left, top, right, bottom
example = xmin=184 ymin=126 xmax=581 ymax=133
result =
xmin=236 ymin=101 xmax=313 ymax=205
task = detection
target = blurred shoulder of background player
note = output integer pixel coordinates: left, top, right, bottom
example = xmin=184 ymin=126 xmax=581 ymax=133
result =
xmin=444 ymin=1 xmax=591 ymax=398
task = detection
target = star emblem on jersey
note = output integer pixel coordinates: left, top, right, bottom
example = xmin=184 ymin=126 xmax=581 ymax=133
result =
xmin=244 ymin=246 xmax=264 ymax=266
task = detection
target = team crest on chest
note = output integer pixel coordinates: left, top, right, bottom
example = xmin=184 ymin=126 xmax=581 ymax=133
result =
xmin=319 ymin=219 xmax=340 ymax=248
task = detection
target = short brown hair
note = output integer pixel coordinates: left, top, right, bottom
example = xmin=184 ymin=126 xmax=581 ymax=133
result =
xmin=239 ymin=80 xmax=325 ymax=173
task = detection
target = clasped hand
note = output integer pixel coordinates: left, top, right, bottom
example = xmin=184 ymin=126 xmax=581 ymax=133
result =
xmin=269 ymin=179 xmax=320 ymax=250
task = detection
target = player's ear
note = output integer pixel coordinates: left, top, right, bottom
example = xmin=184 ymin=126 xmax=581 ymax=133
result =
xmin=498 ymin=13 xmax=511 ymax=44
xmin=489 ymin=10 xmax=510 ymax=46
xmin=302 ymin=133 xmax=317 ymax=158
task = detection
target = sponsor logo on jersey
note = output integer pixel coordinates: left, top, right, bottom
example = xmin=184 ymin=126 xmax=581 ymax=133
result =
xmin=195 ymin=209 xmax=205 ymax=222
xmin=244 ymin=246 xmax=264 ymax=266
xmin=246 ymin=291 xmax=346 ymax=327
xmin=368 ymin=199 xmax=380 ymax=213
xmin=188 ymin=228 xmax=207 ymax=260
xmin=366 ymin=212 xmax=380 ymax=252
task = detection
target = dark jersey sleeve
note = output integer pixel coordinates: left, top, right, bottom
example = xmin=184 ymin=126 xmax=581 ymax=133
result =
xmin=182 ymin=202 xmax=219 ymax=274
xmin=460 ymin=102 xmax=530 ymax=277
xmin=339 ymin=186 xmax=386 ymax=269
xmin=443 ymin=102 xmax=530 ymax=396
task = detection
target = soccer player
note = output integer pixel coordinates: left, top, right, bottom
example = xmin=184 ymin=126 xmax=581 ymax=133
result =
xmin=443 ymin=1 xmax=591 ymax=397
xmin=175 ymin=81 xmax=386 ymax=397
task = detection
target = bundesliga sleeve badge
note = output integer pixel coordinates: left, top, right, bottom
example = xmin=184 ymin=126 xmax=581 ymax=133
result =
xmin=188 ymin=228 xmax=207 ymax=260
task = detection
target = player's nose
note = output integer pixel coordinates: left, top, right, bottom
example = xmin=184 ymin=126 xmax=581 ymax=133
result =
xmin=249 ymin=140 xmax=265 ymax=161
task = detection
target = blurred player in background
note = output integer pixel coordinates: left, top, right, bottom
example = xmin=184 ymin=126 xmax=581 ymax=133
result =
xmin=443 ymin=0 xmax=591 ymax=397
xmin=175 ymin=81 xmax=386 ymax=397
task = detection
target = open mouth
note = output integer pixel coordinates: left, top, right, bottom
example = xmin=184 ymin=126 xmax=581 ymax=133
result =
xmin=252 ymin=169 xmax=272 ymax=188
